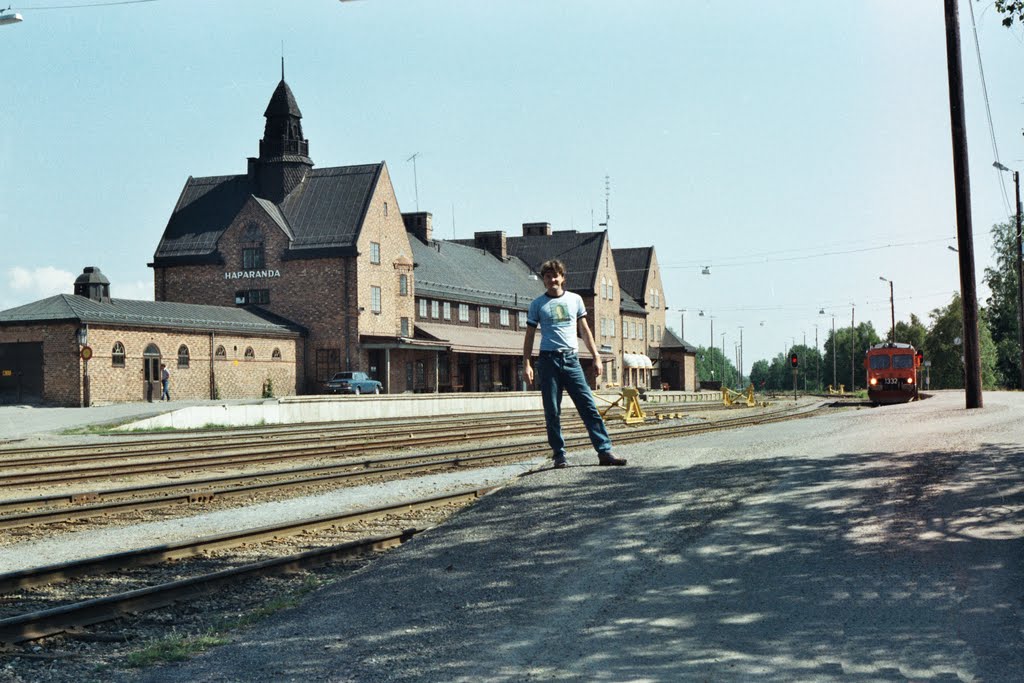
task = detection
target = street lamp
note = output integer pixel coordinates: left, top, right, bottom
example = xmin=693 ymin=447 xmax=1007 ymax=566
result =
xmin=879 ymin=276 xmax=895 ymax=344
xmin=0 ymin=9 xmax=23 ymax=26
xmin=993 ymin=161 xmax=1024 ymax=390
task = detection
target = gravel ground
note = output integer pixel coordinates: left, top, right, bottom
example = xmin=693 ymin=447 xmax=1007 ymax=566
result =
xmin=90 ymin=390 xmax=1022 ymax=683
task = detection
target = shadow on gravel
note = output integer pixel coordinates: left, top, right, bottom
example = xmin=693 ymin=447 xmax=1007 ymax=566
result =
xmin=128 ymin=443 xmax=1024 ymax=683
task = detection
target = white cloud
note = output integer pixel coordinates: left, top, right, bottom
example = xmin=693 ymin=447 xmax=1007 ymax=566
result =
xmin=8 ymin=265 xmax=74 ymax=295
xmin=2 ymin=266 xmax=75 ymax=311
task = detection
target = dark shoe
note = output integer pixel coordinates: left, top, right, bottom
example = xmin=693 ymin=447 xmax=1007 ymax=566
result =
xmin=553 ymin=455 xmax=568 ymax=469
xmin=598 ymin=452 xmax=627 ymax=466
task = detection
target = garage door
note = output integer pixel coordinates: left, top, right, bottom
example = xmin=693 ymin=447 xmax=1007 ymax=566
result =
xmin=0 ymin=342 xmax=44 ymax=404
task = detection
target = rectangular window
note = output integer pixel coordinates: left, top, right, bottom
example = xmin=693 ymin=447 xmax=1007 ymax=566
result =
xmin=399 ymin=274 xmax=408 ymax=296
xmin=370 ymin=242 xmax=381 ymax=264
xmin=419 ymin=298 xmax=427 ymax=318
xmin=400 ymin=317 xmax=410 ymax=336
xmin=650 ymin=324 xmax=655 ymax=339
xmin=500 ymin=309 xmax=509 ymax=326
xmin=459 ymin=303 xmax=469 ymax=322
xmin=371 ymin=286 xmax=382 ymax=314
xmin=623 ymin=320 xmax=628 ymax=338
xmin=235 ymin=289 xmax=270 ymax=305
xmin=518 ymin=311 xmax=527 ymax=328
xmin=316 ymin=348 xmax=342 ymax=384
xmin=480 ymin=306 xmax=490 ymax=325
xmin=443 ymin=302 xmax=451 ymax=320
xmin=639 ymin=324 xmax=644 ymax=341
xmin=431 ymin=300 xmax=440 ymax=319
xmin=242 ymin=247 xmax=264 ymax=270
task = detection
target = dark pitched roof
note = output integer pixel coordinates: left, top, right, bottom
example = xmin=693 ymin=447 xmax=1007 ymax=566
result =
xmin=153 ymin=164 xmax=382 ymax=263
xmin=0 ymin=295 xmax=304 ymax=337
xmin=505 ymin=230 xmax=607 ymax=293
xmin=613 ymin=247 xmax=653 ymax=303
xmin=410 ymin=238 xmax=545 ymax=309
xmin=619 ymin=291 xmax=647 ymax=315
xmin=264 ymin=79 xmax=302 ymax=119
xmin=661 ymin=327 xmax=698 ymax=353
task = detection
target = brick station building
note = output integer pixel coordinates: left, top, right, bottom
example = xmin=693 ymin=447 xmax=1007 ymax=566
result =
xmin=0 ymin=74 xmax=696 ymax=406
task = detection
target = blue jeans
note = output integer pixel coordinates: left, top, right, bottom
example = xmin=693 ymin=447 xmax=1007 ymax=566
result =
xmin=536 ymin=350 xmax=612 ymax=458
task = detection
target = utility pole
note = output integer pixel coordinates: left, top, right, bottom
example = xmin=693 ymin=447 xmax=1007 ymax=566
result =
xmin=1014 ymin=171 xmax=1023 ymax=390
xmin=944 ymin=0 xmax=983 ymax=408
xmin=850 ymin=304 xmax=856 ymax=392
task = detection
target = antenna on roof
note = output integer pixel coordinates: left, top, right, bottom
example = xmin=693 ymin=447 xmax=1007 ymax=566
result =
xmin=598 ymin=174 xmax=610 ymax=228
xmin=407 ymin=152 xmax=420 ymax=211
xmin=281 ymin=44 xmax=285 ymax=80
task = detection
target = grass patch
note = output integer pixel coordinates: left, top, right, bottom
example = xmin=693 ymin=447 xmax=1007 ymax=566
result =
xmin=123 ymin=631 xmax=228 ymax=667
xmin=123 ymin=575 xmax=326 ymax=669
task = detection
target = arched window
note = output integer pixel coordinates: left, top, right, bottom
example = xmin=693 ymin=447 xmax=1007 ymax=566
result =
xmin=272 ymin=348 xmax=282 ymax=360
xmin=111 ymin=342 xmax=126 ymax=367
xmin=177 ymin=345 xmax=190 ymax=368
xmin=244 ymin=347 xmax=255 ymax=360
xmin=215 ymin=345 xmax=227 ymax=359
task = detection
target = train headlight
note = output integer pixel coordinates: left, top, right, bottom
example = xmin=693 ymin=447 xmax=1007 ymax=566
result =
xmin=907 ymin=377 xmax=914 ymax=384
xmin=869 ymin=377 xmax=878 ymax=386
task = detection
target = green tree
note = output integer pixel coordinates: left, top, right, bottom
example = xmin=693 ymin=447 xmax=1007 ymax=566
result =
xmin=924 ymin=292 xmax=999 ymax=389
xmin=992 ymin=0 xmax=1024 ymax=27
xmin=982 ymin=218 xmax=1022 ymax=388
xmin=823 ymin=322 xmax=882 ymax=391
xmin=749 ymin=359 xmax=772 ymax=390
xmin=694 ymin=345 xmax=737 ymax=388
xmin=893 ymin=313 xmax=928 ymax=352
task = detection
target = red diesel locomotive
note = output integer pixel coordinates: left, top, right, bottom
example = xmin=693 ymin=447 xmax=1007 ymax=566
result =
xmin=863 ymin=343 xmax=922 ymax=405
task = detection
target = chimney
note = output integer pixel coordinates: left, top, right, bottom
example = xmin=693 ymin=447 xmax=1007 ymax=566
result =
xmin=402 ymin=212 xmax=433 ymax=243
xmin=474 ymin=230 xmax=507 ymax=261
xmin=522 ymin=222 xmax=552 ymax=237
xmin=73 ymin=266 xmax=111 ymax=304
xmin=247 ymin=157 xmax=259 ymax=183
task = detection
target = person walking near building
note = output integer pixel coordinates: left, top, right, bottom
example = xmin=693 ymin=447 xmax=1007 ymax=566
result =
xmin=160 ymin=363 xmax=171 ymax=401
xmin=523 ymin=259 xmax=626 ymax=468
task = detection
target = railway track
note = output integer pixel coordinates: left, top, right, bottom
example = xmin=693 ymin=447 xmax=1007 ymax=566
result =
xmin=0 ymin=401 xmax=825 ymax=530
xmin=0 ymin=399 xmax=831 ymax=654
xmin=0 ymin=486 xmax=498 ymax=647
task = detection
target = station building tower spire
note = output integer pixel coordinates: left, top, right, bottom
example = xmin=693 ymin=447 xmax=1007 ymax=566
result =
xmin=248 ymin=58 xmax=314 ymax=203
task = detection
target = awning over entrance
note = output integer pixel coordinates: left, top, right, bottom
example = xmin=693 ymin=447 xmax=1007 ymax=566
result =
xmin=623 ymin=353 xmax=654 ymax=368
xmin=416 ymin=322 xmax=597 ymax=359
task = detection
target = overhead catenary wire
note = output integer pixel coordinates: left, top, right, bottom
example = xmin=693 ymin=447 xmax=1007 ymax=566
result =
xmin=967 ymin=0 xmax=1014 ymax=219
xmin=15 ymin=0 xmax=155 ymax=8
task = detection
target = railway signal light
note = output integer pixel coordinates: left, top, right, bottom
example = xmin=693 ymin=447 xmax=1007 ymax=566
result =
xmin=790 ymin=353 xmax=799 ymax=368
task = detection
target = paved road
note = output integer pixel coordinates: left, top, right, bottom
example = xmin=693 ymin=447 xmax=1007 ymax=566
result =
xmin=113 ymin=390 xmax=1022 ymax=682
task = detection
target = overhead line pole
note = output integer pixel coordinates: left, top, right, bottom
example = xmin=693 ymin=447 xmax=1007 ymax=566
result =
xmin=943 ymin=0 xmax=983 ymax=408
xmin=1014 ymin=171 xmax=1023 ymax=391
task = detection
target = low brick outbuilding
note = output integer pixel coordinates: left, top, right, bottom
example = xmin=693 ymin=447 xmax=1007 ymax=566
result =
xmin=0 ymin=267 xmax=303 ymax=406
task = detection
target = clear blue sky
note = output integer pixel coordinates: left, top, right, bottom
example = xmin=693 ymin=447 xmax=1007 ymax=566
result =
xmin=3 ymin=0 xmax=1022 ymax=370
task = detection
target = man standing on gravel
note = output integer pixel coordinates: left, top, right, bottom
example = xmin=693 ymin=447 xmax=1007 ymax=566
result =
xmin=523 ymin=259 xmax=626 ymax=469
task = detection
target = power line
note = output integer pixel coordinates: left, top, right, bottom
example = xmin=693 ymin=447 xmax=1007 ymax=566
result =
xmin=966 ymin=0 xmax=1014 ymax=219
xmin=18 ymin=0 xmax=155 ymax=9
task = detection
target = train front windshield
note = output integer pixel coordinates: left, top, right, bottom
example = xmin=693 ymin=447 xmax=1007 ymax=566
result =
xmin=892 ymin=354 xmax=914 ymax=369
xmin=869 ymin=355 xmax=890 ymax=369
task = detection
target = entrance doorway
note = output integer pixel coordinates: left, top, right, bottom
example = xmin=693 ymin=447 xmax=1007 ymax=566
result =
xmin=0 ymin=342 xmax=43 ymax=404
xmin=143 ymin=344 xmax=162 ymax=402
